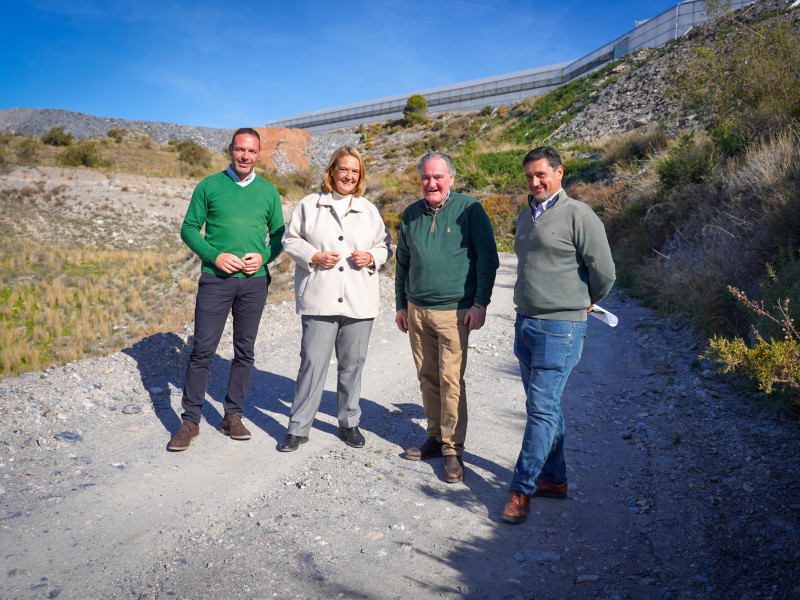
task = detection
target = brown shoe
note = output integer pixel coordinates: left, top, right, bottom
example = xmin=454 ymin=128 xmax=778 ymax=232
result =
xmin=501 ymin=491 xmax=531 ymax=524
xmin=533 ymin=478 xmax=568 ymax=499
xmin=404 ymin=437 xmax=443 ymax=461
xmin=443 ymin=455 xmax=464 ymax=483
xmin=168 ymin=420 xmax=199 ymax=451
xmin=221 ymin=414 xmax=251 ymax=440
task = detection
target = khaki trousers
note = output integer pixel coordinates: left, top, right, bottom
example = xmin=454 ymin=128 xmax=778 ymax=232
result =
xmin=407 ymin=303 xmax=470 ymax=456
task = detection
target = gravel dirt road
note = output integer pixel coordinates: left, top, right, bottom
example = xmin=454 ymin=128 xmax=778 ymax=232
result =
xmin=2 ymin=237 xmax=799 ymax=599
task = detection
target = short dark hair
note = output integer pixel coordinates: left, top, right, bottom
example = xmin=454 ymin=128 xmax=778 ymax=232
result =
xmin=522 ymin=146 xmax=562 ymax=170
xmin=230 ymin=127 xmax=261 ymax=147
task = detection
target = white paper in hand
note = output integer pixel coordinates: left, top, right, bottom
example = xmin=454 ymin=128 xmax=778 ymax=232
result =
xmin=588 ymin=304 xmax=618 ymax=327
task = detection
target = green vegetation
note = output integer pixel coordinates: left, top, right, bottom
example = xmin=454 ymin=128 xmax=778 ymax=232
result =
xmin=58 ymin=139 xmax=110 ymax=168
xmin=596 ymin=3 xmax=800 ymax=412
xmin=504 ymin=62 xmax=623 ymax=144
xmin=42 ymin=126 xmax=74 ymax=147
xmin=1 ymin=130 xmax=228 ymax=179
xmin=169 ymin=139 xmax=213 ymax=169
xmin=0 ymin=210 xmax=196 ymax=378
xmin=403 ymin=94 xmax=428 ymax=126
xmin=107 ymin=128 xmax=125 ymax=143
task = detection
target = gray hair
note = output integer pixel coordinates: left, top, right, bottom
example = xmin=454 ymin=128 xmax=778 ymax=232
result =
xmin=417 ymin=152 xmax=456 ymax=177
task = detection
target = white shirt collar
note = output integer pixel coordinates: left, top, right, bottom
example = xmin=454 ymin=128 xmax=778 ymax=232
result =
xmin=226 ymin=165 xmax=256 ymax=187
xmin=532 ymin=188 xmax=562 ymax=221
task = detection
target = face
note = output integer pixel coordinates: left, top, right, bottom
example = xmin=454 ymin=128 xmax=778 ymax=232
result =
xmin=525 ymin=157 xmax=564 ymax=203
xmin=419 ymin=158 xmax=454 ymax=206
xmin=332 ymin=154 xmax=361 ymax=195
xmin=228 ymin=134 xmax=260 ymax=180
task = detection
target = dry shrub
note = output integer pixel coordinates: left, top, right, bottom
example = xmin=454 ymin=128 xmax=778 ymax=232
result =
xmin=178 ymin=276 xmax=195 ymax=292
xmin=566 ymin=181 xmax=615 ymax=210
xmin=600 ymin=127 xmax=668 ymax=168
xmin=482 ymin=193 xmax=523 ymax=251
xmin=0 ymin=237 xmax=199 ymax=379
xmin=722 ymin=131 xmax=800 ymax=200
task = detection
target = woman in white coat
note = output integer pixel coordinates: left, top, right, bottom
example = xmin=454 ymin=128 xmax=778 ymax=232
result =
xmin=280 ymin=146 xmax=392 ymax=451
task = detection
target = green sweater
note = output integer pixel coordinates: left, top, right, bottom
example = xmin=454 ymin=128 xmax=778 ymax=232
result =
xmin=181 ymin=171 xmax=285 ymax=277
xmin=514 ymin=192 xmax=615 ymax=321
xmin=395 ymin=192 xmax=499 ymax=311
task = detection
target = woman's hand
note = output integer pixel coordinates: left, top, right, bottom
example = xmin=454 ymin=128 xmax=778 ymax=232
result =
xmin=311 ymin=251 xmax=341 ymax=269
xmin=351 ymin=250 xmax=373 ymax=268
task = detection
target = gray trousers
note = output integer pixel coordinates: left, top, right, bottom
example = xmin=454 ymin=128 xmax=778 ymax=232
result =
xmin=287 ymin=315 xmax=374 ymax=436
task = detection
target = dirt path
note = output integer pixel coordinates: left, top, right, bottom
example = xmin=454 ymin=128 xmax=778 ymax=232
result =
xmin=1 ymin=253 xmax=799 ymax=600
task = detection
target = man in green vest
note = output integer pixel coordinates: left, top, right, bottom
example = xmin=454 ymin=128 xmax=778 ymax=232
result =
xmin=168 ymin=128 xmax=285 ymax=451
xmin=395 ymin=152 xmax=499 ymax=483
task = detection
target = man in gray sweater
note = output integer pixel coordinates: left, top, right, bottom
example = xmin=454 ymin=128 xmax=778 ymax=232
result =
xmin=501 ymin=146 xmax=615 ymax=524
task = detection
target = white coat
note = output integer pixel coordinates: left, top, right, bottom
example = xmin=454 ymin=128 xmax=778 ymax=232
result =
xmin=282 ymin=192 xmax=392 ymax=319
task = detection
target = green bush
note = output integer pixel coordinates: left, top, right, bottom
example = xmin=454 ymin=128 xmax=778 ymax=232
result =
xmin=655 ymin=133 xmax=716 ymax=187
xmin=707 ymin=283 xmax=800 ymax=410
xmin=58 ymin=140 xmax=107 ymax=167
xmin=41 ymin=126 xmax=74 ymax=147
xmin=710 ymin=120 xmax=753 ymax=157
xmin=403 ymin=94 xmax=428 ymax=126
xmin=679 ymin=17 xmax=800 ymax=143
xmin=563 ymin=157 xmax=605 ymax=185
xmin=16 ymin=137 xmax=40 ymax=162
xmin=406 ymin=139 xmax=427 ymax=158
xmin=455 ymin=150 xmax=525 ymax=193
xmin=174 ymin=140 xmax=211 ymax=167
xmin=107 ymin=128 xmax=124 ymax=143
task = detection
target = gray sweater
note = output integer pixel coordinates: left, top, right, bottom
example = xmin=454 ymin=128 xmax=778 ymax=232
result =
xmin=514 ymin=192 xmax=615 ymax=321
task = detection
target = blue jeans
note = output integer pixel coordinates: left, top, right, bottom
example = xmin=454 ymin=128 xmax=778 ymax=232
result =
xmin=510 ymin=315 xmax=586 ymax=497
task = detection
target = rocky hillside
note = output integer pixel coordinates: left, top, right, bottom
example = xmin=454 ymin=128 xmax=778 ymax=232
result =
xmin=560 ymin=0 xmax=790 ymax=141
xmin=0 ymin=108 xmax=359 ymax=173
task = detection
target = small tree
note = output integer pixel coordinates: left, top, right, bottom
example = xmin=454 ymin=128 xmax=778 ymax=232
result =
xmin=42 ymin=126 xmax=74 ymax=147
xmin=403 ymin=94 xmax=428 ymax=126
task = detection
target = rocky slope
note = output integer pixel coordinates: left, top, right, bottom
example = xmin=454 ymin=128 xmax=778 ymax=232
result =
xmin=560 ymin=0 xmax=793 ymax=141
xmin=0 ymin=108 xmax=359 ymax=173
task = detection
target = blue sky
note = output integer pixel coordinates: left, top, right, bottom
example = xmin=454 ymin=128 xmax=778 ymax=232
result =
xmin=0 ymin=1 xmax=683 ymax=129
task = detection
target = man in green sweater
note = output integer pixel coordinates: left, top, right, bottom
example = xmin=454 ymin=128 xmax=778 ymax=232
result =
xmin=395 ymin=152 xmax=499 ymax=483
xmin=501 ymin=146 xmax=615 ymax=523
xmin=168 ymin=128 xmax=285 ymax=451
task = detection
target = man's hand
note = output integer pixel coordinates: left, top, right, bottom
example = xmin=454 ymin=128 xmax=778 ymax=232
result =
xmin=351 ymin=250 xmax=373 ymax=268
xmin=241 ymin=253 xmax=263 ymax=275
xmin=311 ymin=251 xmax=341 ymax=269
xmin=464 ymin=305 xmax=486 ymax=331
xmin=215 ymin=252 xmax=245 ymax=274
xmin=395 ymin=310 xmax=409 ymax=334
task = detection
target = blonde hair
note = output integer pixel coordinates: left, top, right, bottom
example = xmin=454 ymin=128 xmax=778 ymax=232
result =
xmin=321 ymin=146 xmax=366 ymax=196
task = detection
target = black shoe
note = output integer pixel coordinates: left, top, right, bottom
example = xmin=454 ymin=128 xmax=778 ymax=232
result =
xmin=338 ymin=426 xmax=365 ymax=448
xmin=279 ymin=434 xmax=308 ymax=452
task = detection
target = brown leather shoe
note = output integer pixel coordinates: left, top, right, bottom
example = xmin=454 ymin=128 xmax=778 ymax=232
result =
xmin=501 ymin=491 xmax=531 ymax=524
xmin=404 ymin=437 xmax=443 ymax=461
xmin=168 ymin=420 xmax=199 ymax=451
xmin=221 ymin=414 xmax=251 ymax=440
xmin=533 ymin=477 xmax=568 ymax=499
xmin=443 ymin=455 xmax=464 ymax=483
